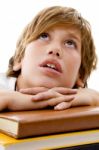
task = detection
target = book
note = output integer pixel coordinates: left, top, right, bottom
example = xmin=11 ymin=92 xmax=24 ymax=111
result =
xmin=0 ymin=129 xmax=99 ymax=150
xmin=0 ymin=106 xmax=99 ymax=139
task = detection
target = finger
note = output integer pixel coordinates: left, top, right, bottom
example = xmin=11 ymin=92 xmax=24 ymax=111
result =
xmin=31 ymin=90 xmax=75 ymax=103
xmin=52 ymin=87 xmax=77 ymax=94
xmin=47 ymin=95 xmax=74 ymax=107
xmin=31 ymin=90 xmax=58 ymax=101
xmin=54 ymin=102 xmax=72 ymax=110
xmin=19 ymin=87 xmax=48 ymax=95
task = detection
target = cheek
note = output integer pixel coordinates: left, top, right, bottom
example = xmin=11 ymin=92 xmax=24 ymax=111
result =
xmin=63 ymin=54 xmax=81 ymax=87
xmin=25 ymin=41 xmax=42 ymax=56
xmin=72 ymin=56 xmax=81 ymax=78
xmin=65 ymin=53 xmax=81 ymax=74
xmin=24 ymin=41 xmax=46 ymax=61
xmin=73 ymin=55 xmax=81 ymax=70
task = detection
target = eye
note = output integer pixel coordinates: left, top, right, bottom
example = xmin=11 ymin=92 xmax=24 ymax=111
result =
xmin=39 ymin=32 xmax=49 ymax=40
xmin=65 ymin=40 xmax=77 ymax=49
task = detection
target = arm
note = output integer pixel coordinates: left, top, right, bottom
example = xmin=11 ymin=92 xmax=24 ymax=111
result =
xmin=71 ymin=88 xmax=99 ymax=107
xmin=51 ymin=88 xmax=99 ymax=110
xmin=20 ymin=87 xmax=77 ymax=110
xmin=0 ymin=89 xmax=35 ymax=111
xmin=0 ymin=87 xmax=75 ymax=111
xmin=0 ymin=89 xmax=51 ymax=111
xmin=20 ymin=87 xmax=99 ymax=110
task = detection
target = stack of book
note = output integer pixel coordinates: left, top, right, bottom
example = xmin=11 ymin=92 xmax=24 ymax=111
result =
xmin=0 ymin=106 xmax=99 ymax=149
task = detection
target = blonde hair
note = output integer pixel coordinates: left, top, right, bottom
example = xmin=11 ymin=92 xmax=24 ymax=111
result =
xmin=6 ymin=6 xmax=97 ymax=87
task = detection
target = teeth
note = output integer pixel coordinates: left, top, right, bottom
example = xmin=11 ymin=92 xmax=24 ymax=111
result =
xmin=46 ymin=63 xmax=56 ymax=69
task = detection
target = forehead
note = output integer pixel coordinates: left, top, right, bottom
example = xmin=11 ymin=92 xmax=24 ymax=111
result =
xmin=45 ymin=25 xmax=81 ymax=41
xmin=47 ymin=24 xmax=81 ymax=32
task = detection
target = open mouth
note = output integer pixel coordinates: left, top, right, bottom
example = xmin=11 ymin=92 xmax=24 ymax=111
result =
xmin=43 ymin=63 xmax=58 ymax=71
xmin=39 ymin=60 xmax=62 ymax=73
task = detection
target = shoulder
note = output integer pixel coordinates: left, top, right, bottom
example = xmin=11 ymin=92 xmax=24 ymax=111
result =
xmin=0 ymin=73 xmax=17 ymax=90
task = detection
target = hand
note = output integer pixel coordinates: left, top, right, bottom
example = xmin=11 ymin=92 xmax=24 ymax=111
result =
xmin=30 ymin=87 xmax=77 ymax=110
xmin=0 ymin=89 xmax=57 ymax=111
xmin=71 ymin=88 xmax=99 ymax=107
xmin=19 ymin=87 xmax=99 ymax=111
xmin=19 ymin=87 xmax=48 ymax=95
xmin=11 ymin=91 xmax=74 ymax=111
xmin=53 ymin=88 xmax=99 ymax=110
xmin=0 ymin=87 xmax=77 ymax=111
xmin=20 ymin=87 xmax=77 ymax=110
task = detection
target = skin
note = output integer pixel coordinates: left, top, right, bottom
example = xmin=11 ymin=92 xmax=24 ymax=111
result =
xmin=0 ymin=25 xmax=99 ymax=111
xmin=15 ymin=26 xmax=81 ymax=90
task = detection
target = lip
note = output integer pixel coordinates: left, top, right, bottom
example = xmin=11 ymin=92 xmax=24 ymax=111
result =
xmin=39 ymin=59 xmax=62 ymax=74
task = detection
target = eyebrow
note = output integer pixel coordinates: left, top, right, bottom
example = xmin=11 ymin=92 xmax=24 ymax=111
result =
xmin=66 ymin=33 xmax=81 ymax=43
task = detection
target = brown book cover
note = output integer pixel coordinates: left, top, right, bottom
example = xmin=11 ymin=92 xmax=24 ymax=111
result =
xmin=0 ymin=106 xmax=99 ymax=139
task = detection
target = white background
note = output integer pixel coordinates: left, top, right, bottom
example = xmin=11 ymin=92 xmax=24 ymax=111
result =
xmin=0 ymin=0 xmax=99 ymax=90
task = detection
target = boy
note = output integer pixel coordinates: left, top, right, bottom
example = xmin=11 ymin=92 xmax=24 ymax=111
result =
xmin=0 ymin=6 xmax=99 ymax=111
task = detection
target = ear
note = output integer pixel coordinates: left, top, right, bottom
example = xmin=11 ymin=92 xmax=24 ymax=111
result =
xmin=76 ymin=78 xmax=84 ymax=88
xmin=13 ymin=62 xmax=21 ymax=71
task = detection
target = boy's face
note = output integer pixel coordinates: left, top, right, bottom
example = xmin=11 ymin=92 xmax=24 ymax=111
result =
xmin=15 ymin=26 xmax=81 ymax=89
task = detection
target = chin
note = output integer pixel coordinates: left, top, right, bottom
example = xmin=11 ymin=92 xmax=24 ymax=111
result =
xmin=34 ymin=81 xmax=58 ymax=89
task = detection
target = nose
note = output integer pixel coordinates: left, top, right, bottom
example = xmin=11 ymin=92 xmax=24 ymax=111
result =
xmin=47 ymin=45 xmax=62 ymax=58
xmin=48 ymin=50 xmax=60 ymax=57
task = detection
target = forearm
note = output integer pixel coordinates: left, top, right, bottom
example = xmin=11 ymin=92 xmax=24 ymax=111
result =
xmin=0 ymin=90 xmax=16 ymax=111
xmin=0 ymin=89 xmax=48 ymax=111
xmin=71 ymin=88 xmax=99 ymax=107
xmin=0 ymin=90 xmax=29 ymax=111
